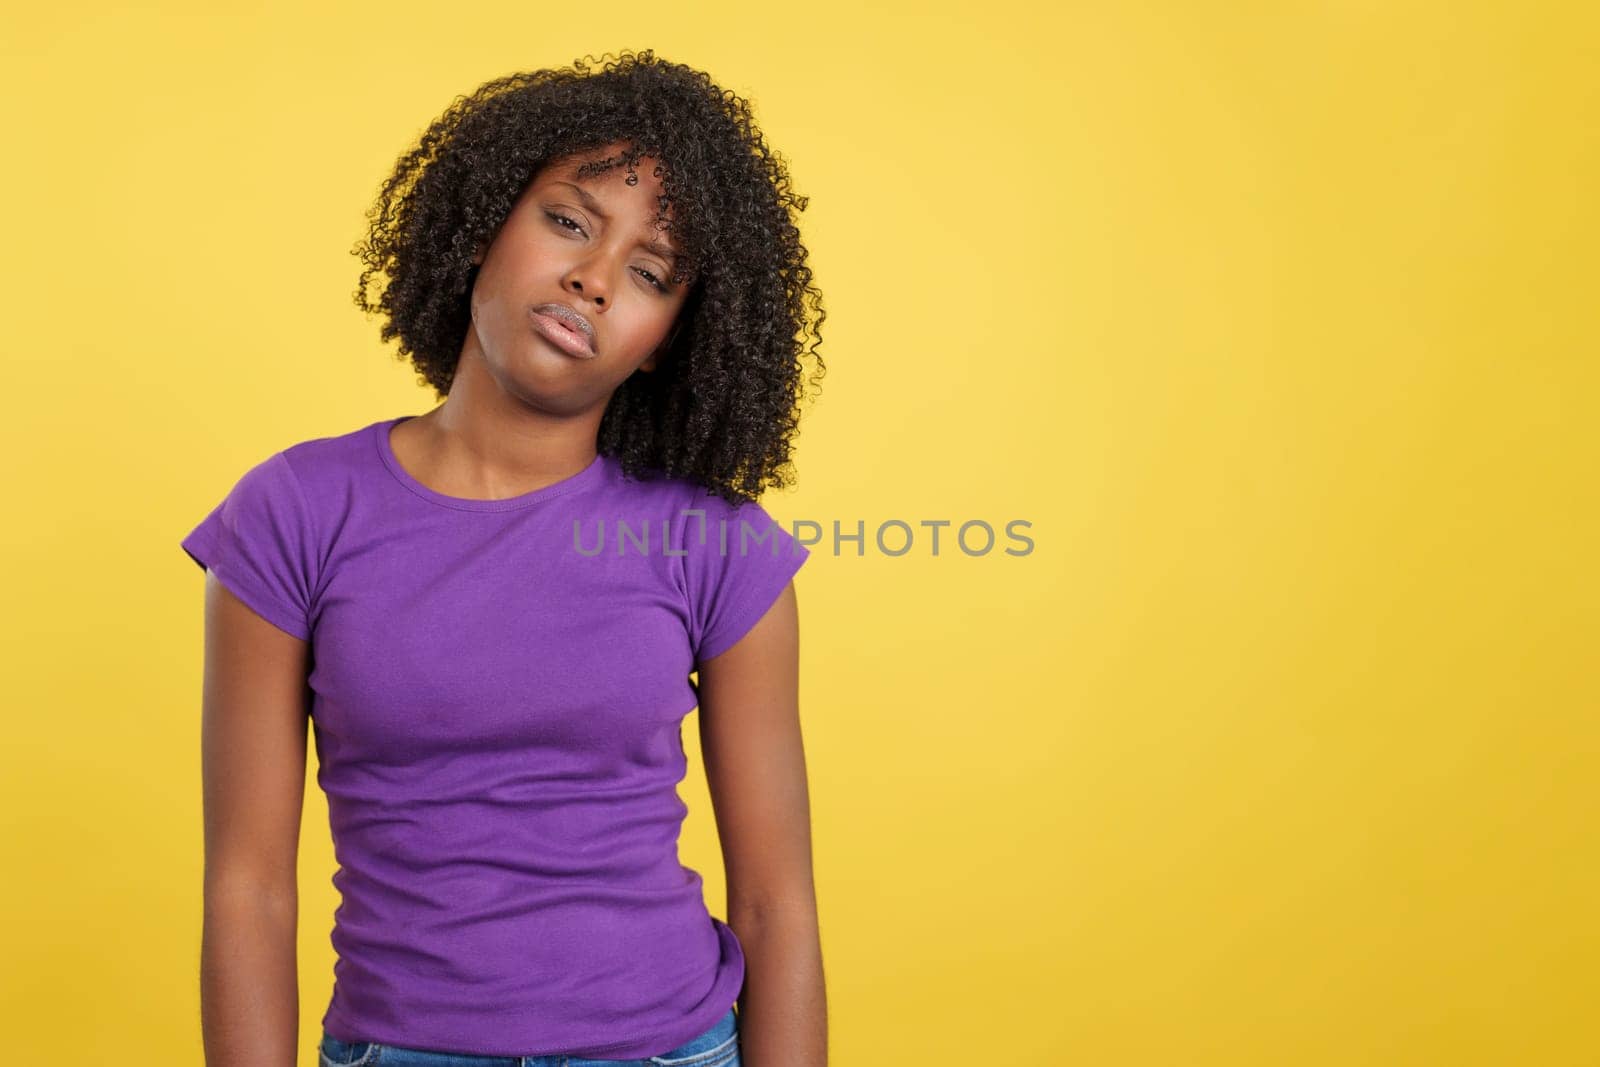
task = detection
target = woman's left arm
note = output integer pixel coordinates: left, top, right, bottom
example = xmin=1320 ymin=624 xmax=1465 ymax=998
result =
xmin=697 ymin=579 xmax=828 ymax=1067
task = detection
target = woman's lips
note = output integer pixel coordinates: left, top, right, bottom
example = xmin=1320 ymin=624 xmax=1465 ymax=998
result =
xmin=529 ymin=310 xmax=597 ymax=358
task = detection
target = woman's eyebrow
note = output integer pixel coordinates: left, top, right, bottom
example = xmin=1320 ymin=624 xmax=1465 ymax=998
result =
xmin=550 ymin=179 xmax=679 ymax=263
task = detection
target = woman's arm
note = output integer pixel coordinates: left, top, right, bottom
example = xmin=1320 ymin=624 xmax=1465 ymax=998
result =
xmin=198 ymin=572 xmax=311 ymax=1066
xmin=697 ymin=580 xmax=828 ymax=1067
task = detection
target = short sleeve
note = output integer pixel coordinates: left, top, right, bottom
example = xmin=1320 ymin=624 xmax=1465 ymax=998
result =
xmin=180 ymin=451 xmax=318 ymax=641
xmin=682 ymin=494 xmax=810 ymax=663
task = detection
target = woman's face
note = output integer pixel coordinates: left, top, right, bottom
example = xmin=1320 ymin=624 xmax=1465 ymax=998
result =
xmin=465 ymin=143 xmax=692 ymax=415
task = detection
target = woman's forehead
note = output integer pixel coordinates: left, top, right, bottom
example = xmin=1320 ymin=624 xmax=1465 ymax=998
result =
xmin=530 ymin=151 xmax=678 ymax=223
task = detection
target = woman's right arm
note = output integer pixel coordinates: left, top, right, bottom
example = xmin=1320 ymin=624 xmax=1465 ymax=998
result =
xmin=199 ymin=570 xmax=311 ymax=1066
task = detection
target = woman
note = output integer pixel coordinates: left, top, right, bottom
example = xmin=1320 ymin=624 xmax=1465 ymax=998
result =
xmin=182 ymin=50 xmax=827 ymax=1066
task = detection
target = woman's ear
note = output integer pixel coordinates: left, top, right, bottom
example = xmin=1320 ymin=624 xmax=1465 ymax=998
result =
xmin=638 ymin=327 xmax=678 ymax=374
xmin=642 ymin=316 xmax=689 ymax=373
xmin=642 ymin=331 xmax=678 ymax=372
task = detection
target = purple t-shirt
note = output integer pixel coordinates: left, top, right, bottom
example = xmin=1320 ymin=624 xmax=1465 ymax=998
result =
xmin=179 ymin=415 xmax=808 ymax=1058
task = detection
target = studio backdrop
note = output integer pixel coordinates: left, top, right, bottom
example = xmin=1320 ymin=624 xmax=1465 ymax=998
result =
xmin=1 ymin=2 xmax=1594 ymax=1064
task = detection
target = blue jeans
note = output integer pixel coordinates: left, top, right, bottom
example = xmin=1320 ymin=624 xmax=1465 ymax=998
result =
xmin=317 ymin=1006 xmax=740 ymax=1067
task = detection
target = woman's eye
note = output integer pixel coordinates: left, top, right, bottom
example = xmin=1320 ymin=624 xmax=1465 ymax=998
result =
xmin=545 ymin=211 xmax=584 ymax=235
xmin=546 ymin=210 xmax=667 ymax=294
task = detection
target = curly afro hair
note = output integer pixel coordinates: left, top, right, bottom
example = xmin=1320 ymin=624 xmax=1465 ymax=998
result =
xmin=352 ymin=49 xmax=826 ymax=505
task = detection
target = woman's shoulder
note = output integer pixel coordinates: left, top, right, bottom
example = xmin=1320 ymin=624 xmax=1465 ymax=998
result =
xmin=267 ymin=416 xmax=394 ymax=498
xmin=279 ymin=415 xmax=388 ymax=467
xmin=601 ymin=454 xmax=781 ymax=521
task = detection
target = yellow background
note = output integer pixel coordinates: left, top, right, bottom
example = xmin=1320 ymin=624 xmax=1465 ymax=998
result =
xmin=3 ymin=2 xmax=1595 ymax=1063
